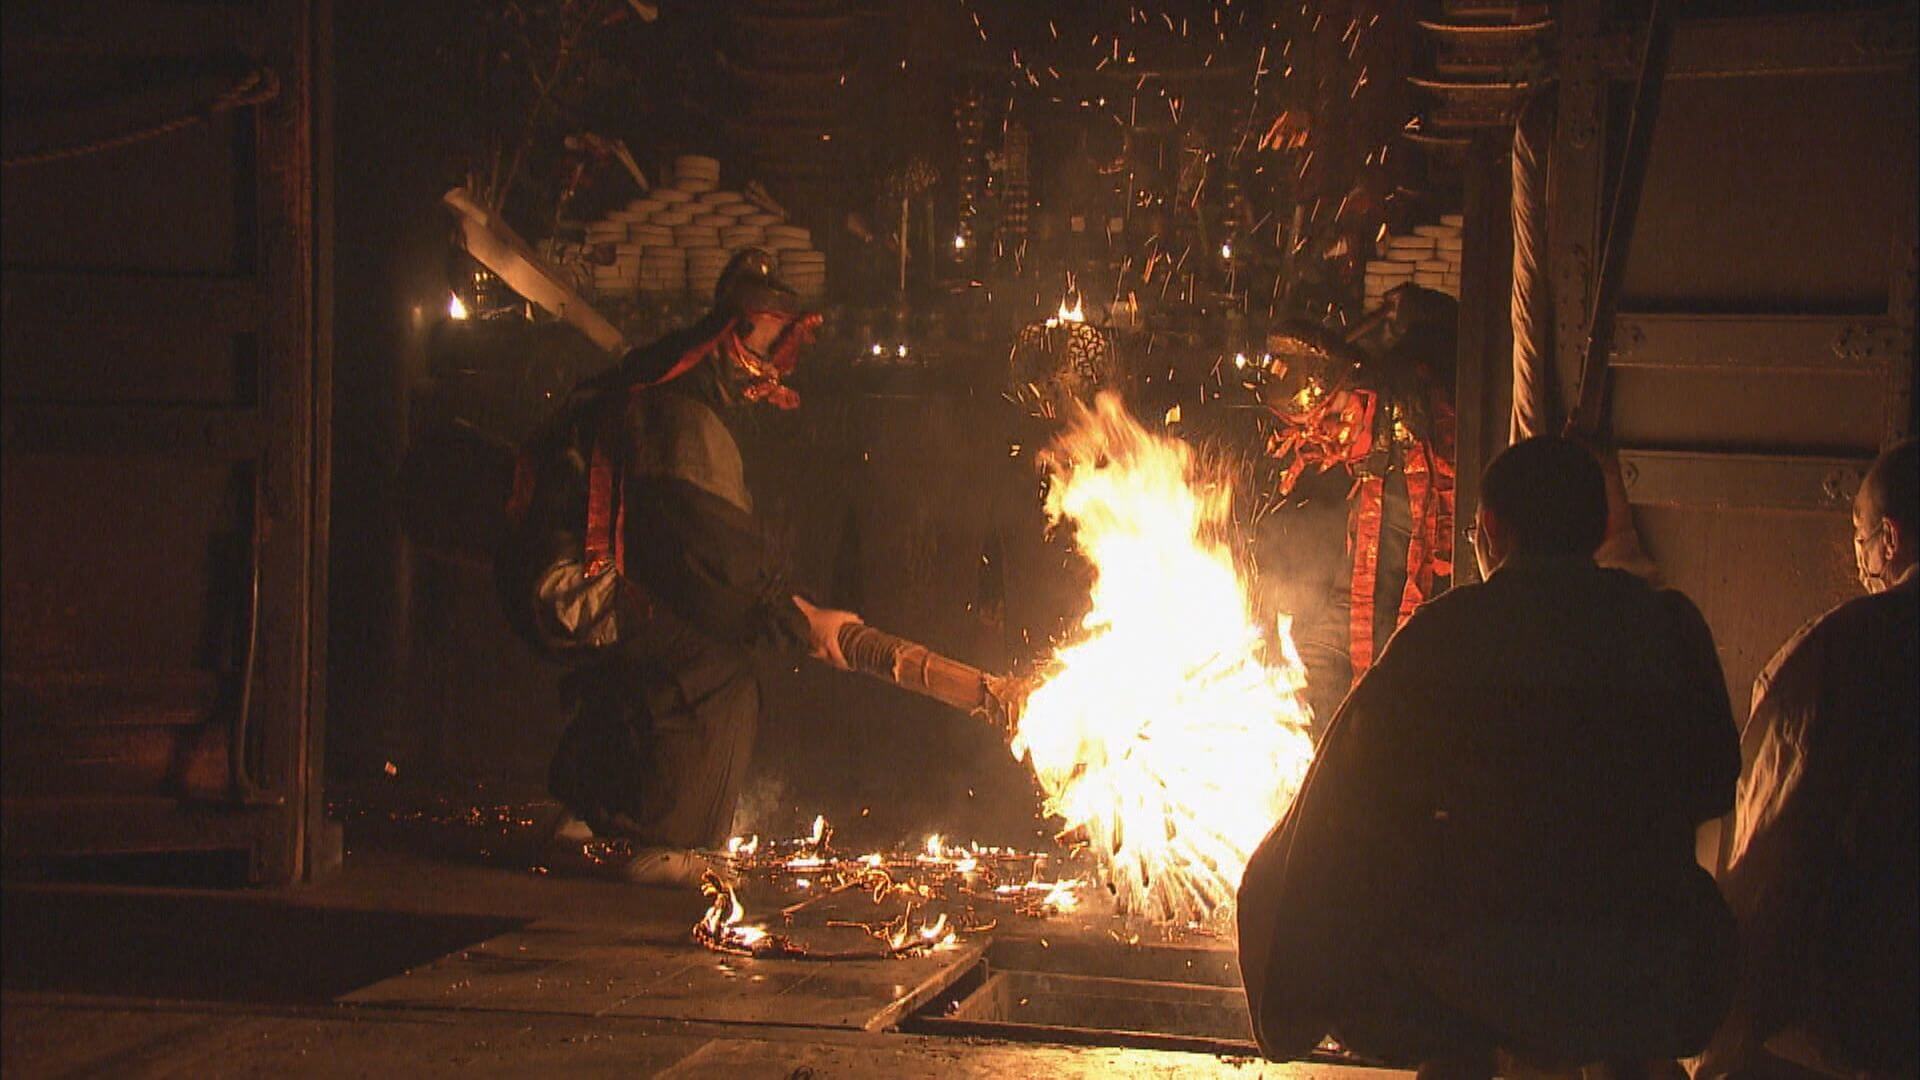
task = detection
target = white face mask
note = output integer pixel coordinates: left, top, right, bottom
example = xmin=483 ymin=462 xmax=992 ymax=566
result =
xmin=1853 ymin=513 xmax=1893 ymax=593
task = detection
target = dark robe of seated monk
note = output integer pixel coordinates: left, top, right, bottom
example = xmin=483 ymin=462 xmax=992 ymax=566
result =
xmin=1236 ymin=554 xmax=1740 ymax=1069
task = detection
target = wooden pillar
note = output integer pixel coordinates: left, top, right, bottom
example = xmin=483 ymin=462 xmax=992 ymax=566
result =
xmin=1453 ymin=132 xmax=1515 ymax=586
xmin=1548 ymin=0 xmax=1610 ymax=415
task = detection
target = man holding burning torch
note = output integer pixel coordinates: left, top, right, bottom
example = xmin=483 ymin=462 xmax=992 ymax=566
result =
xmin=507 ymin=250 xmax=861 ymax=887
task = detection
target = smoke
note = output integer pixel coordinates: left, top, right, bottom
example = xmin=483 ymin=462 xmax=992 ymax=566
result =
xmin=729 ymin=774 xmax=798 ymax=840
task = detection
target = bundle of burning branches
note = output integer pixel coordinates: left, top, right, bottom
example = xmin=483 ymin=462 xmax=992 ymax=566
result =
xmin=789 ymin=394 xmax=1317 ymax=938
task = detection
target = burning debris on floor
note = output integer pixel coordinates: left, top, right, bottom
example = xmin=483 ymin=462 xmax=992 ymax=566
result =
xmin=690 ymin=814 xmax=1080 ymax=960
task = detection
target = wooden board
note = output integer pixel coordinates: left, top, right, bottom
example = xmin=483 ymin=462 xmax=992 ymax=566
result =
xmin=345 ymin=919 xmax=985 ymax=1032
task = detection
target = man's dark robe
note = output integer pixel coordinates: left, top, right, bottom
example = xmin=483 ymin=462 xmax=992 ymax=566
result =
xmin=1705 ymin=570 xmax=1918 ymax=1076
xmin=1237 ymin=554 xmax=1740 ymax=1067
xmin=548 ymin=360 xmax=808 ymax=849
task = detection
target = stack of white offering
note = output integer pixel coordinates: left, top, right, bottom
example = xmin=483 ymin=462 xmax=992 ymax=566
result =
xmin=574 ymin=155 xmax=828 ymax=302
xmin=1364 ymin=213 xmax=1464 ymax=305
xmin=672 ymin=154 xmax=720 ymax=193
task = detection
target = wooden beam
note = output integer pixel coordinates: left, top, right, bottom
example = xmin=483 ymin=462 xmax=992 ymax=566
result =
xmin=1 ymin=271 xmax=266 ymax=332
xmin=0 ymin=797 xmax=291 ymax=876
xmin=1609 ymin=313 xmax=1900 ymax=374
xmin=0 ymin=1 xmax=265 ymax=58
xmin=1889 ymin=210 xmax=1917 ymax=441
xmin=1 ymin=403 xmax=266 ymax=457
xmin=443 ymin=187 xmax=627 ymax=355
xmin=2 ymin=669 xmax=221 ymax=727
xmin=1617 ymin=449 xmax=1872 ymax=512
xmin=1665 ymin=9 xmax=1917 ymax=79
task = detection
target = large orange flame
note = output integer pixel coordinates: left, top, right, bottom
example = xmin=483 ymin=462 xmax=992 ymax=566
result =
xmin=1012 ymin=392 xmax=1316 ymax=925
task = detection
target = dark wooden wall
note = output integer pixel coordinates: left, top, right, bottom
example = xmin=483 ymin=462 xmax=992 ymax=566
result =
xmin=1567 ymin=4 xmax=1916 ymax=718
xmin=2 ymin=1 xmax=333 ymax=884
xmin=1447 ymin=1 xmax=1916 ymax=869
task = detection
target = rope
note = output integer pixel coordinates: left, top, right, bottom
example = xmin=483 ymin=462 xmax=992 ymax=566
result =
xmin=3 ymin=67 xmax=281 ymax=170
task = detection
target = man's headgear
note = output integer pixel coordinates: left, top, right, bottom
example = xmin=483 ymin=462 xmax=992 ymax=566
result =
xmin=715 ymin=248 xmax=789 ymax=315
xmin=711 ymin=247 xmax=819 ymax=408
xmin=597 ymin=247 xmax=819 ymax=406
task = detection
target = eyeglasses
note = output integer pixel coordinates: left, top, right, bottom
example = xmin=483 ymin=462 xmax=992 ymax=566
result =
xmin=1854 ymin=520 xmax=1886 ymax=549
xmin=1464 ymin=523 xmax=1481 ymax=543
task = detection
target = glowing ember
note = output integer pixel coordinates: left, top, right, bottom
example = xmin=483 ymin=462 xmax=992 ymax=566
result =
xmin=994 ymin=878 xmax=1085 ymax=914
xmin=918 ymin=833 xmax=981 ymax=873
xmin=1043 ymin=879 xmax=1082 ymax=912
xmin=1013 ymin=392 xmax=1316 ymax=924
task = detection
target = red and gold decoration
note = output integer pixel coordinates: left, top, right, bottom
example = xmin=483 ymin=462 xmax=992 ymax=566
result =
xmin=1261 ymin=322 xmax=1455 ymax=679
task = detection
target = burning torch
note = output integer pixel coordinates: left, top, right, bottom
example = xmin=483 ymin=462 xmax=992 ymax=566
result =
xmin=837 ymin=623 xmax=1096 ymax=852
xmin=835 ymin=623 xmax=1026 ymax=734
